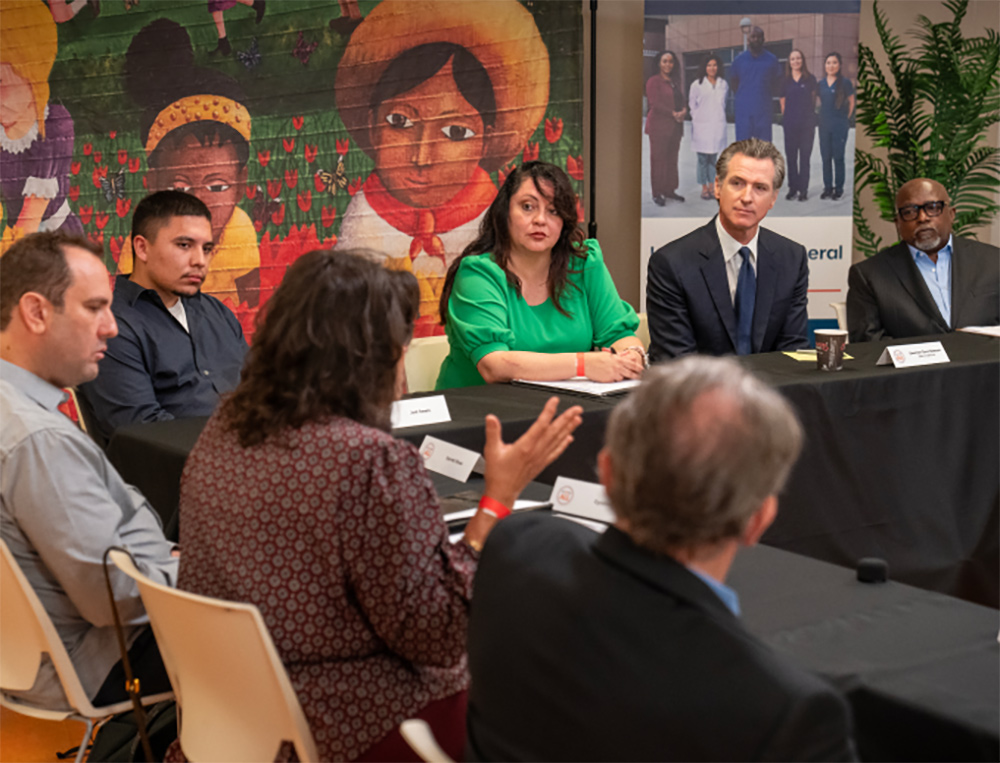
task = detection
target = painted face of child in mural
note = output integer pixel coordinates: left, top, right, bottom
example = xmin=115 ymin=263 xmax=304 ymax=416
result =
xmin=149 ymin=132 xmax=247 ymax=244
xmin=370 ymin=57 xmax=488 ymax=209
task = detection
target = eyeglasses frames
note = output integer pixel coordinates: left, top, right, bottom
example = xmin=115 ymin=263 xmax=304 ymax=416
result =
xmin=896 ymin=201 xmax=947 ymax=222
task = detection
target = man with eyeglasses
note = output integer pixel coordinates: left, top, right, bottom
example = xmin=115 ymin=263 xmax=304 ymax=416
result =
xmin=78 ymin=191 xmax=247 ymax=447
xmin=846 ymin=178 xmax=999 ymax=343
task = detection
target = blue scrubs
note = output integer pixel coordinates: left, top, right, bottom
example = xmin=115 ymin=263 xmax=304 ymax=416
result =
xmin=730 ymin=49 xmax=781 ymax=141
xmin=818 ymin=76 xmax=854 ymax=193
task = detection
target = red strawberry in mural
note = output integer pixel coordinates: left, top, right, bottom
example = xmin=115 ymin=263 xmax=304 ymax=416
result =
xmin=128 ymin=157 xmax=141 ymax=173
xmin=523 ymin=142 xmax=539 ymax=162
xmin=258 ymin=150 xmax=271 ymax=168
xmin=83 ymin=143 xmax=92 ymax=156
xmin=93 ymin=151 xmax=102 ymax=164
xmin=292 ymin=115 xmax=304 ymax=130
xmin=336 ymin=138 xmax=350 ymax=157
xmin=284 ymin=169 xmax=298 ymax=189
xmin=69 ymin=186 xmax=80 ymax=202
xmin=95 ymin=211 xmax=110 ymax=230
xmin=267 ymin=179 xmax=283 ymax=199
xmin=116 ymin=198 xmax=132 ymax=218
xmin=304 ymin=144 xmax=318 ymax=164
xmin=246 ymin=184 xmax=258 ymax=199
xmin=348 ymin=177 xmax=362 ymax=196
xmin=79 ymin=205 xmax=93 ymax=225
xmin=321 ymin=206 xmax=336 ymax=228
xmin=71 ymin=161 xmax=81 ymax=175
xmin=297 ymin=190 xmax=312 ymax=212
xmin=271 ymin=204 xmax=285 ymax=226
xmin=109 ymin=130 xmax=117 ymax=139
xmin=283 ymin=137 xmax=295 ymax=153
xmin=118 ymin=149 xmax=128 ymax=165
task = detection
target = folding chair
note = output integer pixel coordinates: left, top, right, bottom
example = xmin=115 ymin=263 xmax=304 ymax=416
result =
xmin=108 ymin=549 xmax=318 ymax=763
xmin=404 ymin=335 xmax=451 ymax=393
xmin=0 ymin=539 xmax=172 ymax=763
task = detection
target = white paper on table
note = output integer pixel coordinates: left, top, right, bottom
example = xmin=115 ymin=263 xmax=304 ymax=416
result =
xmin=443 ymin=499 xmax=550 ymax=524
xmin=876 ymin=341 xmax=950 ymax=368
xmin=957 ymin=325 xmax=1000 ymax=338
xmin=391 ymin=395 xmax=451 ymax=429
xmin=512 ymin=377 xmax=640 ymax=397
xmin=554 ymin=513 xmax=609 ymax=533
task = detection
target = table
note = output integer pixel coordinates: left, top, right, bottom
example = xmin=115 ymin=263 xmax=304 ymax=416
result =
xmin=107 ymin=331 xmax=999 ymax=605
xmin=732 ymin=543 xmax=999 ymax=762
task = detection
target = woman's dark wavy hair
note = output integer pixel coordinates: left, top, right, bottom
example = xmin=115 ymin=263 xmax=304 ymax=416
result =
xmin=221 ymin=250 xmax=419 ymax=446
xmin=439 ymin=161 xmax=586 ymax=325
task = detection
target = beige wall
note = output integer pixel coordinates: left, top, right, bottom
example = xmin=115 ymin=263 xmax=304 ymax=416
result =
xmin=583 ymin=0 xmax=998 ymax=306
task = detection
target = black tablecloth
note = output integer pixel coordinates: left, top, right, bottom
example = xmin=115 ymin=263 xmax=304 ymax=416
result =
xmin=107 ymin=331 xmax=999 ymax=605
xmin=732 ymin=543 xmax=1000 ymax=762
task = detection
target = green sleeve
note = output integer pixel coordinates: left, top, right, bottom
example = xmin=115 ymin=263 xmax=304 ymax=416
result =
xmin=581 ymin=239 xmax=640 ymax=347
xmin=445 ymin=255 xmax=513 ymax=365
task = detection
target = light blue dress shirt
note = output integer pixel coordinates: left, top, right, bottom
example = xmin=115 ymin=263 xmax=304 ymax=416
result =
xmin=907 ymin=235 xmax=953 ymax=327
xmin=688 ymin=566 xmax=742 ymax=616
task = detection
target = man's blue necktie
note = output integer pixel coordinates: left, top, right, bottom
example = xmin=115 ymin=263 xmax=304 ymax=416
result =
xmin=735 ymin=246 xmax=756 ymax=355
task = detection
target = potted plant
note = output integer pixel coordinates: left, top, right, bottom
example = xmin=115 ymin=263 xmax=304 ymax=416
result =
xmin=853 ymin=0 xmax=999 ymax=258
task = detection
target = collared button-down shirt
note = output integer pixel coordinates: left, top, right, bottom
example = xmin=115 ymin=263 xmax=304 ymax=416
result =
xmin=78 ymin=276 xmax=248 ymax=445
xmin=908 ymin=236 xmax=953 ymax=327
xmin=688 ymin=566 xmax=742 ymax=616
xmin=716 ymin=215 xmax=759 ymax=305
xmin=0 ymin=360 xmax=177 ymax=709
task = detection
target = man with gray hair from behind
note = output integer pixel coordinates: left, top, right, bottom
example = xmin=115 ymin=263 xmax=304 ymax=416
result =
xmin=465 ymin=356 xmax=857 ymax=762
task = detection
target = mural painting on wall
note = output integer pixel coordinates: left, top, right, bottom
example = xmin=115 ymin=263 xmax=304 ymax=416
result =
xmin=0 ymin=0 xmax=582 ymax=339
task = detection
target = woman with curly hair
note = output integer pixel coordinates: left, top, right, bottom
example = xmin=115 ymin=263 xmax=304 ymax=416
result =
xmin=436 ymin=161 xmax=644 ymax=389
xmin=176 ymin=249 xmax=581 ymax=761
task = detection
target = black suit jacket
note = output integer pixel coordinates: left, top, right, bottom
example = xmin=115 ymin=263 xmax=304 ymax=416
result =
xmin=846 ymin=236 xmax=1000 ymax=343
xmin=646 ymin=219 xmax=809 ymax=361
xmin=466 ymin=513 xmax=857 ymax=762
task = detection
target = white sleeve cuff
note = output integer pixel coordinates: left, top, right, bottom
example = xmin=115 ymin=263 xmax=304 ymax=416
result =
xmin=23 ymin=176 xmax=60 ymax=200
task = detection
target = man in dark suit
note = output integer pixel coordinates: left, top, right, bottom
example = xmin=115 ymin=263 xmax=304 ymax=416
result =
xmin=847 ymin=178 xmax=999 ymax=343
xmin=646 ymin=138 xmax=809 ymax=361
xmin=466 ymin=358 xmax=857 ymax=762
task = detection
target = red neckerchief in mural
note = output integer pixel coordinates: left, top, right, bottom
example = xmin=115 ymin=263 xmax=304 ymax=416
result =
xmin=362 ymin=167 xmax=497 ymax=263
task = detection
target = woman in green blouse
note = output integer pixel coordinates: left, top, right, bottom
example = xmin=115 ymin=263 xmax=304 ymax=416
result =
xmin=436 ymin=161 xmax=645 ymax=389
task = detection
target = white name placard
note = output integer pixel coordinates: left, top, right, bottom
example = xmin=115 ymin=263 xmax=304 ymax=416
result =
xmin=417 ymin=436 xmax=483 ymax=482
xmin=548 ymin=476 xmax=615 ymax=524
xmin=876 ymin=341 xmax=950 ymax=369
xmin=391 ymin=395 xmax=451 ymax=429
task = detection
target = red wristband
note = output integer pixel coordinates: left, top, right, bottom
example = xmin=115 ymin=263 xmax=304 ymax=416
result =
xmin=576 ymin=352 xmax=585 ymax=377
xmin=478 ymin=495 xmax=511 ymax=519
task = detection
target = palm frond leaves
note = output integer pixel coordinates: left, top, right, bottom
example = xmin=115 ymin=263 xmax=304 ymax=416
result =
xmin=854 ymin=0 xmax=999 ymax=257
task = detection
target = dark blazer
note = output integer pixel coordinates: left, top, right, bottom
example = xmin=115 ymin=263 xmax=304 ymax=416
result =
xmin=466 ymin=513 xmax=857 ymax=762
xmin=846 ymin=237 xmax=1000 ymax=343
xmin=646 ymin=218 xmax=809 ymax=361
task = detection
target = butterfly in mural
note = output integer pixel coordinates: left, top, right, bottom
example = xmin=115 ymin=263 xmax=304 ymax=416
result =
xmin=236 ymin=37 xmax=261 ymax=70
xmin=100 ymin=169 xmax=126 ymax=203
xmin=292 ymin=30 xmax=319 ymax=66
xmin=314 ymin=162 xmax=348 ymax=195
xmin=251 ymin=190 xmax=282 ymax=229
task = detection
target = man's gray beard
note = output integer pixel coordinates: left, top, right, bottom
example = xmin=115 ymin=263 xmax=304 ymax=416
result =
xmin=912 ymin=231 xmax=943 ymax=253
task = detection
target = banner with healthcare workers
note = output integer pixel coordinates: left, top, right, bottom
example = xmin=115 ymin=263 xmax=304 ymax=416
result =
xmin=638 ymin=0 xmax=861 ymax=333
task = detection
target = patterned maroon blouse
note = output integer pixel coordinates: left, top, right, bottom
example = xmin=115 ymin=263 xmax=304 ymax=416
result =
xmin=177 ymin=414 xmax=477 ymax=761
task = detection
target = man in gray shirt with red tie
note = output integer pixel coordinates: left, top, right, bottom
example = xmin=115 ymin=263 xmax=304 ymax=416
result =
xmin=0 ymin=231 xmax=176 ymax=710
